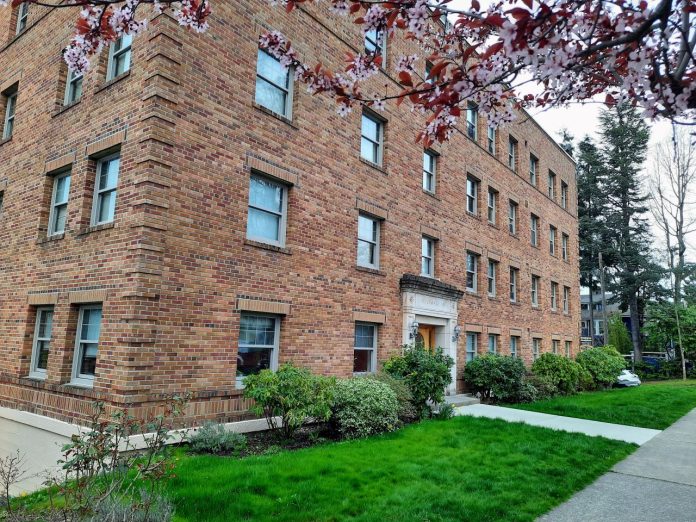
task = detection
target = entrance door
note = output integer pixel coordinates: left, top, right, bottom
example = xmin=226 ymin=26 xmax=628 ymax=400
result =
xmin=416 ymin=325 xmax=436 ymax=351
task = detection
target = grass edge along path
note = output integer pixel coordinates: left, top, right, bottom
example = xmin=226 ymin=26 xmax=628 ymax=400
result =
xmin=167 ymin=415 xmax=635 ymax=522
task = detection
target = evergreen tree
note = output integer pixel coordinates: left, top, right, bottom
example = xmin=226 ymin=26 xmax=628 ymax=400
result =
xmin=600 ymin=103 xmax=661 ymax=360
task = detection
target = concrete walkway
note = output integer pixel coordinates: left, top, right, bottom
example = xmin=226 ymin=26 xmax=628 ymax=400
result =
xmin=539 ymin=407 xmax=696 ymax=521
xmin=454 ymin=404 xmax=660 ymax=445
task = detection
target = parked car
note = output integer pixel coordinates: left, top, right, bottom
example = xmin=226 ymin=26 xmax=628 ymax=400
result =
xmin=616 ymin=369 xmax=641 ymax=387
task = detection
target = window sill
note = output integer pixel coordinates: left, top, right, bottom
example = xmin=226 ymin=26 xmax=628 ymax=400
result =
xmin=465 ymin=210 xmax=481 ymax=220
xmin=359 ymin=157 xmax=387 ymax=174
xmin=76 ymin=222 xmax=115 ymax=236
xmin=0 ymin=136 xmax=11 ymax=147
xmin=465 ymin=289 xmax=479 ymax=296
xmin=25 ymin=374 xmax=46 ymax=382
xmin=244 ymin=238 xmax=292 ymax=255
xmin=36 ymin=232 xmax=65 ymax=244
xmin=487 ymin=220 xmax=497 ymax=228
xmin=488 ymin=295 xmax=498 ymax=301
xmin=422 ymin=189 xmax=440 ymax=200
xmin=509 ymin=232 xmax=519 ymax=240
xmin=252 ymin=102 xmax=298 ymax=129
xmin=509 ymin=301 xmax=520 ymax=306
xmin=95 ymin=70 xmax=131 ymax=95
xmin=52 ymin=99 xmax=81 ymax=118
xmin=356 ymin=265 xmax=385 ymax=276
xmin=65 ymin=381 xmax=94 ymax=390
xmin=532 ymin=305 xmax=541 ymax=311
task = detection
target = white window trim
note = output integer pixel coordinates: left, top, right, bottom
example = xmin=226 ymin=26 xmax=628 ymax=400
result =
xmin=550 ymin=226 xmax=557 ymax=255
xmin=531 ymin=276 xmax=539 ymax=307
xmin=466 ymin=252 xmax=478 ymax=293
xmin=29 ymin=306 xmax=53 ymax=380
xmin=563 ymin=286 xmax=570 ymax=314
xmin=91 ymin=153 xmax=120 ymax=226
xmin=565 ymin=341 xmax=571 ymax=357
xmin=237 ymin=313 xmax=280 ymax=388
xmin=487 ymin=126 xmax=496 ymax=155
xmin=421 ymin=236 xmax=435 ymax=277
xmin=488 ymin=334 xmax=497 ymax=354
xmin=487 ymin=259 xmax=496 ymax=297
xmin=48 ymin=170 xmax=71 ymax=236
xmin=532 ymin=338 xmax=541 ymax=361
xmin=548 ymin=172 xmax=556 ymax=199
xmin=509 ymin=268 xmax=518 ymax=303
xmin=508 ymin=201 xmax=517 ymax=235
xmin=255 ymin=49 xmax=294 ymax=118
xmin=529 ymin=155 xmax=538 ymax=185
xmin=508 ymin=138 xmax=517 ymax=171
xmin=487 ymin=188 xmax=496 ymax=224
xmin=466 ymin=332 xmax=477 ymax=362
xmin=552 ymin=340 xmax=560 ymax=354
xmin=357 ymin=213 xmax=380 ymax=270
xmin=423 ymin=150 xmax=436 ymax=193
xmin=531 ymin=215 xmax=539 ymax=246
xmin=16 ymin=2 xmax=28 ymax=34
xmin=71 ymin=304 xmax=102 ymax=387
xmin=246 ymin=172 xmax=289 ymax=247
xmin=510 ymin=336 xmax=518 ymax=357
xmin=3 ymin=92 xmax=17 ymax=140
xmin=466 ymin=177 xmax=478 ymax=215
xmin=562 ymin=234 xmax=569 ymax=260
xmin=466 ymin=104 xmax=478 ymax=141
xmin=354 ymin=322 xmax=378 ymax=375
xmin=361 ymin=112 xmax=384 ymax=166
xmin=63 ymin=69 xmax=84 ymax=106
xmin=561 ymin=182 xmax=568 ymax=208
xmin=551 ymin=283 xmax=558 ymax=310
xmin=365 ymin=28 xmax=386 ymax=57
xmin=106 ymin=35 xmax=132 ymax=81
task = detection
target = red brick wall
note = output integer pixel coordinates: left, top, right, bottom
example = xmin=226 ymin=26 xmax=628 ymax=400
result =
xmin=0 ymin=2 xmax=579 ymax=424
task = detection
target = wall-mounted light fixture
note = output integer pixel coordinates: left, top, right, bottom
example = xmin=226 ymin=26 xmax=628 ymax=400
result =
xmin=409 ymin=321 xmax=420 ymax=340
xmin=452 ymin=325 xmax=462 ymax=342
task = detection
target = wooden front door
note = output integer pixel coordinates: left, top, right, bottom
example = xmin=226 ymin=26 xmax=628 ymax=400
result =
xmin=416 ymin=325 xmax=436 ymax=351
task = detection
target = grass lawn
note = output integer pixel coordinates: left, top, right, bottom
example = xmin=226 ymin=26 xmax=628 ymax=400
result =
xmin=510 ymin=380 xmax=696 ymax=430
xmin=168 ymin=416 xmax=634 ymax=522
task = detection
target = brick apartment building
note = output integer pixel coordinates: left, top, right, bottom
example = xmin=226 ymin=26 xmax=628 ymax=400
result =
xmin=0 ymin=2 xmax=579 ymax=430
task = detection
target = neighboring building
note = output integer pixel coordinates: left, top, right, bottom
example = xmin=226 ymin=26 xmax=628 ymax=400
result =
xmin=0 ymin=2 xmax=579 ymax=429
xmin=580 ymin=293 xmax=632 ymax=346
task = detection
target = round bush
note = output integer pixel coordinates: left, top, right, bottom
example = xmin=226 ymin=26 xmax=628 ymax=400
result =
xmin=576 ymin=346 xmax=626 ymax=389
xmin=332 ymin=377 xmax=399 ymax=439
xmin=188 ymin=421 xmax=248 ymax=455
xmin=524 ymin=373 xmax=558 ymax=400
xmin=531 ymin=353 xmax=583 ymax=395
xmin=369 ymin=372 xmax=419 ymax=424
xmin=462 ymin=355 xmax=526 ymax=403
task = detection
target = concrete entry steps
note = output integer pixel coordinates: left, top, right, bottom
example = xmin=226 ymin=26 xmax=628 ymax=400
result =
xmin=444 ymin=393 xmax=480 ymax=407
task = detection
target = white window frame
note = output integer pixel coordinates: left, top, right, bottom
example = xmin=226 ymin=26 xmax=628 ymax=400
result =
xmin=466 ymin=332 xmax=477 ymax=362
xmin=561 ymin=181 xmax=568 ymax=209
xmin=549 ymin=225 xmax=557 ymax=255
xmin=364 ymin=28 xmax=385 ymax=57
xmin=529 ymin=154 xmax=538 ymax=186
xmin=487 ymin=259 xmax=496 ymax=297
xmin=532 ymin=338 xmax=541 ymax=361
xmin=106 ymin=34 xmax=133 ymax=81
xmin=360 ymin=112 xmax=384 ymax=166
xmin=466 ymin=177 xmax=478 ymax=215
xmin=563 ymin=286 xmax=570 ymax=314
xmin=255 ymin=49 xmax=293 ymax=118
xmin=91 ymin=153 xmax=120 ymax=226
xmin=487 ymin=188 xmax=496 ymax=224
xmin=423 ymin=150 xmax=436 ymax=193
xmin=29 ymin=306 xmax=53 ymax=380
xmin=421 ymin=236 xmax=435 ymax=277
xmin=354 ymin=322 xmax=378 ymax=374
xmin=509 ymin=267 xmax=518 ymax=303
xmin=48 ymin=170 xmax=71 ymax=236
xmin=488 ymin=334 xmax=497 ymax=354
xmin=3 ymin=91 xmax=17 ymax=140
xmin=246 ymin=172 xmax=289 ymax=247
xmin=508 ymin=200 xmax=517 ymax=235
xmin=466 ymin=252 xmax=477 ymax=293
xmin=487 ymin=126 xmax=496 ymax=155
xmin=357 ymin=213 xmax=380 ymax=269
xmin=531 ymin=214 xmax=539 ymax=246
xmin=508 ymin=137 xmax=517 ymax=171
xmin=565 ymin=340 xmax=571 ymax=357
xmin=531 ymin=275 xmax=540 ymax=307
xmin=466 ymin=103 xmax=478 ymax=141
xmin=71 ymin=304 xmax=102 ymax=387
xmin=510 ymin=336 xmax=518 ymax=357
xmin=63 ymin=69 xmax=84 ymax=105
xmin=548 ymin=171 xmax=556 ymax=199
xmin=16 ymin=2 xmax=28 ymax=34
xmin=237 ymin=313 xmax=280 ymax=388
xmin=551 ymin=282 xmax=558 ymax=310
xmin=562 ymin=233 xmax=569 ymax=261
xmin=552 ymin=339 xmax=560 ymax=354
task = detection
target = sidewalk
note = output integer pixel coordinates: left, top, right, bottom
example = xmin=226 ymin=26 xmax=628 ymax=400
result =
xmin=539 ymin=407 xmax=696 ymax=521
xmin=454 ymin=404 xmax=660 ymax=445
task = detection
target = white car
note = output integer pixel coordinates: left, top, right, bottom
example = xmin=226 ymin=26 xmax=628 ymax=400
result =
xmin=616 ymin=369 xmax=641 ymax=387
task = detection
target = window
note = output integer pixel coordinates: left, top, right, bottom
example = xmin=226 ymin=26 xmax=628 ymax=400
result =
xmin=552 ymin=339 xmax=560 ymax=354
xmin=15 ymin=2 xmax=28 ymax=34
xmin=357 ymin=213 xmax=380 ymax=269
xmin=466 ymin=176 xmax=478 ymax=215
xmin=64 ymin=69 xmax=83 ymax=105
xmin=487 ymin=188 xmax=497 ymax=224
xmin=508 ymin=200 xmax=518 ymax=234
xmin=531 ymin=275 xmax=540 ymax=307
xmin=255 ymin=49 xmax=292 ymax=117
xmin=532 ymin=338 xmax=541 ymax=361
xmin=466 ymin=103 xmax=477 ymax=140
xmin=237 ymin=314 xmax=280 ymax=384
xmin=361 ymin=112 xmax=384 ymax=165
xmin=424 ymin=60 xmax=433 ymax=84
xmin=48 ymin=170 xmax=71 ymax=235
xmin=106 ymin=34 xmax=133 ymax=80
xmin=72 ymin=305 xmax=102 ymax=386
xmin=487 ymin=126 xmax=496 ymax=154
xmin=2 ymin=89 xmax=17 ymax=140
xmin=563 ymin=286 xmax=570 ymax=313
xmin=466 ymin=252 xmax=478 ymax=292
xmin=562 ymin=233 xmax=569 ymax=261
xmin=529 ymin=154 xmax=538 ymax=186
xmin=29 ymin=307 xmax=53 ymax=379
xmin=247 ymin=173 xmax=288 ymax=246
xmin=488 ymin=334 xmax=498 ymax=354
xmin=561 ymin=181 xmax=568 ymax=209
xmin=91 ymin=154 xmax=120 ymax=226
xmin=549 ymin=225 xmax=557 ymax=255
xmin=509 ymin=267 xmax=518 ymax=302
xmin=466 ymin=332 xmax=477 ymax=362
xmin=510 ymin=336 xmax=518 ymax=357
xmin=354 ymin=323 xmax=377 ymax=373
xmin=0 ymin=191 xmax=3 ymax=216
xmin=364 ymin=28 xmax=384 ymax=56
xmin=581 ymin=303 xmax=589 ymax=311
xmin=423 ymin=150 xmax=436 ymax=192
xmin=487 ymin=259 xmax=497 ymax=297
xmin=565 ymin=340 xmax=571 ymax=357
xmin=548 ymin=170 xmax=556 ymax=199
xmin=421 ymin=236 xmax=435 ymax=277
xmin=551 ymin=282 xmax=559 ymax=310
xmin=508 ymin=136 xmax=517 ymax=171
xmin=530 ymin=214 xmax=539 ymax=246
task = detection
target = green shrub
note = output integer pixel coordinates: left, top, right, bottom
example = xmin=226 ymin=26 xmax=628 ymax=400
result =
xmin=462 ymin=355 xmax=526 ymax=403
xmin=607 ymin=315 xmax=633 ymax=354
xmin=383 ymin=345 xmax=454 ymax=418
xmin=370 ymin=372 xmax=419 ymax=424
xmin=188 ymin=422 xmax=247 ymax=455
xmin=578 ymin=367 xmax=595 ymax=390
xmin=531 ymin=353 xmax=583 ymax=395
xmin=524 ymin=373 xmax=559 ymax=400
xmin=331 ymin=377 xmax=399 ymax=439
xmin=433 ymin=403 xmax=455 ymax=420
xmin=243 ymin=363 xmax=335 ymax=439
xmin=576 ymin=346 xmax=626 ymax=389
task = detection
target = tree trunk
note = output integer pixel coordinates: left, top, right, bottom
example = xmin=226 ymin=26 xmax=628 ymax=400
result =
xmin=629 ymin=294 xmax=642 ymax=362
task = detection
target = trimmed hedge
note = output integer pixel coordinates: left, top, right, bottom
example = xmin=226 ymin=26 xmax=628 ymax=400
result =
xmin=463 ymin=355 xmax=526 ymax=403
xmin=531 ymin=353 xmax=584 ymax=395
xmin=331 ymin=377 xmax=399 ymax=439
xmin=576 ymin=346 xmax=626 ymax=389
